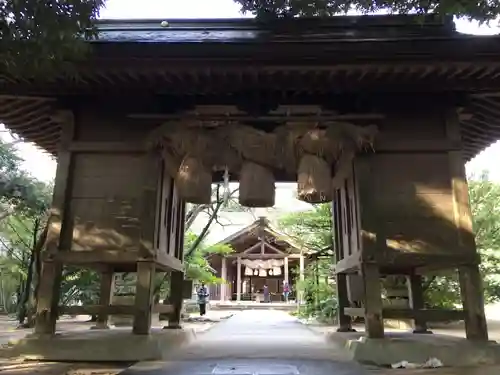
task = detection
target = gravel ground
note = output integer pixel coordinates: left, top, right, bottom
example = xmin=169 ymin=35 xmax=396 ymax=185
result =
xmin=0 ymin=311 xmax=235 ymax=375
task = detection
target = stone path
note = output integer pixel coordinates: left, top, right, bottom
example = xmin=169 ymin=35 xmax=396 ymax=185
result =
xmin=121 ymin=310 xmax=369 ymax=375
xmin=2 ymin=312 xmax=500 ymax=375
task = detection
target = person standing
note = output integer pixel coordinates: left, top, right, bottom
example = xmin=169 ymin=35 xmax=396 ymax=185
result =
xmin=263 ymin=284 xmax=270 ymax=303
xmin=197 ymin=282 xmax=209 ymax=316
xmin=283 ymin=282 xmax=290 ymax=303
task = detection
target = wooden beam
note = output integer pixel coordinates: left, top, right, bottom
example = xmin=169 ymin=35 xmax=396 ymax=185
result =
xmin=0 ymin=95 xmax=56 ymax=101
xmin=241 ymin=242 xmax=261 ymax=254
xmin=44 ymin=250 xmax=143 ymax=264
xmin=375 ymin=139 xmax=462 ymax=152
xmin=264 ymin=241 xmax=286 ymax=255
xmin=241 ymin=240 xmax=286 ymax=255
xmin=334 ymin=253 xmax=361 ymax=274
xmin=128 ymin=113 xmax=386 ymax=122
xmin=68 ymin=141 xmax=146 ymax=153
xmin=59 ymin=303 xmax=174 ymax=316
xmin=156 ymin=251 xmax=183 ymax=272
xmin=152 ymin=304 xmax=175 ymax=314
xmin=228 ymin=253 xmax=301 ymax=260
xmin=344 ymin=307 xmax=465 ymax=322
xmin=60 ymin=305 xmax=136 ymax=316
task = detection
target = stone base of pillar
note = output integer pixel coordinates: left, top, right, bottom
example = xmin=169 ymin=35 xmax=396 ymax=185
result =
xmin=163 ymin=323 xmax=182 ymax=330
xmin=110 ymin=295 xmax=160 ymax=327
xmin=90 ymin=323 xmax=110 ymax=330
xmin=336 ymin=327 xmax=357 ymax=333
xmin=7 ymin=329 xmax=196 ymax=362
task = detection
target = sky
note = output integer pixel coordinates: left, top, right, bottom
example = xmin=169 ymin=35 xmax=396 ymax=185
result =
xmin=1 ymin=0 xmax=500 ymax=187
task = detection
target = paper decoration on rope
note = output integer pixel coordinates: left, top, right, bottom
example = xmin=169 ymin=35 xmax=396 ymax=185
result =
xmin=241 ymin=259 xmax=284 ymax=269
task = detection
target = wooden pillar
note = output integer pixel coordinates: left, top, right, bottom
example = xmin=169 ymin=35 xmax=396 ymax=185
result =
xmin=236 ymin=257 xmax=242 ymax=301
xmin=459 ymin=265 xmax=489 ymax=341
xmin=336 ymin=274 xmax=355 ymax=332
xmin=92 ymin=268 xmax=115 ymax=329
xmin=446 ymin=109 xmax=488 ymax=341
xmin=167 ymin=201 xmax=186 ymax=329
xmin=133 ymin=262 xmax=155 ymax=335
xmin=167 ymin=271 xmax=184 ymax=329
xmin=284 ymin=256 xmax=289 ymax=285
xmin=35 ymin=111 xmax=75 ymax=335
xmin=298 ymin=254 xmax=305 ymax=303
xmin=407 ymin=274 xmax=432 ymax=334
xmin=220 ymin=257 xmax=227 ymax=302
xmin=332 ymin=198 xmax=355 ymax=332
xmin=362 ymin=264 xmax=384 ymax=338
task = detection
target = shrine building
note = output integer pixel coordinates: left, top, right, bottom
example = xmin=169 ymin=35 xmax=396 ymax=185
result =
xmin=208 ymin=217 xmax=308 ymax=303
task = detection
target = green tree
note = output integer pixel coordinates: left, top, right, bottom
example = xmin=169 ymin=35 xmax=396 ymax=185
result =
xmin=0 ymin=0 xmax=102 ymax=76
xmin=1 ymin=139 xmax=52 ymax=220
xmin=235 ymin=0 xmax=500 ymax=20
xmin=184 ymin=231 xmax=233 ymax=284
xmin=279 ymin=204 xmax=337 ymax=321
xmin=470 ymin=172 xmax=500 ymax=301
xmin=0 ymin=197 xmax=50 ymax=323
xmin=279 ymin=204 xmax=333 ymax=252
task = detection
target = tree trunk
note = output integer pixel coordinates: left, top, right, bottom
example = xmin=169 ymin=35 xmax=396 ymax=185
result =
xmin=17 ymin=218 xmax=40 ymax=326
xmin=26 ymin=217 xmax=49 ymax=328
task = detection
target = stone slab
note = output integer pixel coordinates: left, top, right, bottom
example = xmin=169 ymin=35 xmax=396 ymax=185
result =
xmin=3 ymin=328 xmax=195 ymax=362
xmin=209 ymin=302 xmax=298 ymax=312
xmin=328 ymin=331 xmax=500 ymax=367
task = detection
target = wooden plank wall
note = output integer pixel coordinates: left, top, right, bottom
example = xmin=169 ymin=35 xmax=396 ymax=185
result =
xmin=68 ymin=110 xmax=160 ymax=254
xmin=354 ymin=108 xmax=472 ymax=266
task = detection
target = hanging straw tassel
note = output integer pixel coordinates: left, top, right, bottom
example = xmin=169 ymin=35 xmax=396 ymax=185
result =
xmin=175 ymin=156 xmax=212 ymax=204
xmin=239 ymin=162 xmax=276 ymax=207
xmin=297 ymin=154 xmax=333 ymax=203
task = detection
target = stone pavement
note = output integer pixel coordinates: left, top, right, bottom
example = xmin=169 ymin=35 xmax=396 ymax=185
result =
xmin=121 ymin=309 xmax=370 ymax=375
xmin=2 ymin=312 xmax=500 ymax=375
xmin=0 ymin=311 xmax=234 ymax=347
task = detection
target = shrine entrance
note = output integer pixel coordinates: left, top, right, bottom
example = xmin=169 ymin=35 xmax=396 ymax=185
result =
xmin=1 ymin=14 xmax=498 ymax=363
xmin=208 ymin=217 xmax=307 ymax=304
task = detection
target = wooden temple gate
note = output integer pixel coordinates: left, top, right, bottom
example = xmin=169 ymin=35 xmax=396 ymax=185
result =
xmin=34 ymin=112 xmax=188 ymax=334
xmin=1 ymin=15 xmax=500 ymax=341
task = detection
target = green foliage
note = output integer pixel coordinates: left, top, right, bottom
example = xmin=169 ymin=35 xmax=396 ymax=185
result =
xmin=184 ymin=231 xmax=234 ymax=284
xmin=279 ymin=205 xmax=337 ymax=321
xmin=295 ymin=260 xmax=338 ymax=322
xmin=0 ymin=212 xmax=42 ymax=315
xmin=279 ymin=204 xmax=333 ymax=252
xmin=470 ymin=173 xmax=500 ymax=302
xmin=60 ymin=268 xmax=100 ymax=306
xmin=0 ymin=0 xmax=103 ymax=76
xmin=235 ymin=0 xmax=500 ymax=22
xmin=1 ymin=139 xmax=52 ymax=216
